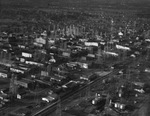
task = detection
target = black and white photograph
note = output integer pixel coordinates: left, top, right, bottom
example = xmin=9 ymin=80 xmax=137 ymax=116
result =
xmin=0 ymin=0 xmax=150 ymax=116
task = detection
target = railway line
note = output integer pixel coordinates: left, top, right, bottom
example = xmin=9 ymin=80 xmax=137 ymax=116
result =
xmin=32 ymin=69 xmax=119 ymax=116
xmin=32 ymin=57 xmax=136 ymax=116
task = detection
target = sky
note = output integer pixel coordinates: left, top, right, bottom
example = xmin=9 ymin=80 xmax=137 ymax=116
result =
xmin=1 ymin=0 xmax=150 ymax=7
xmin=1 ymin=0 xmax=150 ymax=3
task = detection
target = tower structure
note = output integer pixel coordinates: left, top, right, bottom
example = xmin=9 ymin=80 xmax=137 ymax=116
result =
xmin=0 ymin=0 xmax=1 ymax=14
xmin=97 ymin=46 xmax=102 ymax=63
xmin=121 ymin=0 xmax=126 ymax=5
xmin=110 ymin=18 xmax=115 ymax=50
xmin=9 ymin=74 xmax=18 ymax=98
xmin=56 ymin=97 xmax=62 ymax=116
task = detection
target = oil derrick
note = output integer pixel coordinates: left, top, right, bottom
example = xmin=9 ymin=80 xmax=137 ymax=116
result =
xmin=46 ymin=25 xmax=51 ymax=50
xmin=105 ymin=94 xmax=110 ymax=107
xmin=6 ymin=52 xmax=10 ymax=60
xmin=45 ymin=36 xmax=49 ymax=52
xmin=9 ymin=74 xmax=18 ymax=98
xmin=41 ymin=53 xmax=46 ymax=62
xmin=47 ymin=64 xmax=52 ymax=76
xmin=64 ymin=41 xmax=67 ymax=50
xmin=97 ymin=46 xmax=102 ymax=63
xmin=116 ymin=0 xmax=126 ymax=5
xmin=34 ymin=81 xmax=40 ymax=105
xmin=34 ymin=50 xmax=40 ymax=61
xmin=33 ymin=51 xmax=37 ymax=61
xmin=110 ymin=19 xmax=115 ymax=50
xmin=56 ymin=97 xmax=62 ymax=116
xmin=0 ymin=50 xmax=3 ymax=59
xmin=8 ymin=53 xmax=12 ymax=61
xmin=126 ymin=66 xmax=131 ymax=80
xmin=0 ymin=0 xmax=1 ymax=14
xmin=121 ymin=0 xmax=126 ymax=5
xmin=122 ymin=50 xmax=126 ymax=61
xmin=3 ymin=51 xmax=7 ymax=60
xmin=86 ymin=85 xmax=91 ymax=99
xmin=146 ymin=47 xmax=150 ymax=60
xmin=124 ymin=23 xmax=127 ymax=37
xmin=53 ymin=24 xmax=56 ymax=41
xmin=0 ymin=51 xmax=1 ymax=59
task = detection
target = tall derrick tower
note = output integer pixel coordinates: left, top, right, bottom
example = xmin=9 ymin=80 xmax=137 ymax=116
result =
xmin=9 ymin=74 xmax=18 ymax=98
xmin=0 ymin=0 xmax=1 ymax=14
xmin=121 ymin=0 xmax=126 ymax=5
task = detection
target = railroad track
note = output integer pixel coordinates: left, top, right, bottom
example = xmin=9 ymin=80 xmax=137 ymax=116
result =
xmin=32 ymin=57 xmax=135 ymax=116
xmin=32 ymin=69 xmax=119 ymax=116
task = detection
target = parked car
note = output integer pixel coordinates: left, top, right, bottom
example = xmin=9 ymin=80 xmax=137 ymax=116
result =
xmin=42 ymin=93 xmax=58 ymax=103
xmin=62 ymin=80 xmax=80 ymax=91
